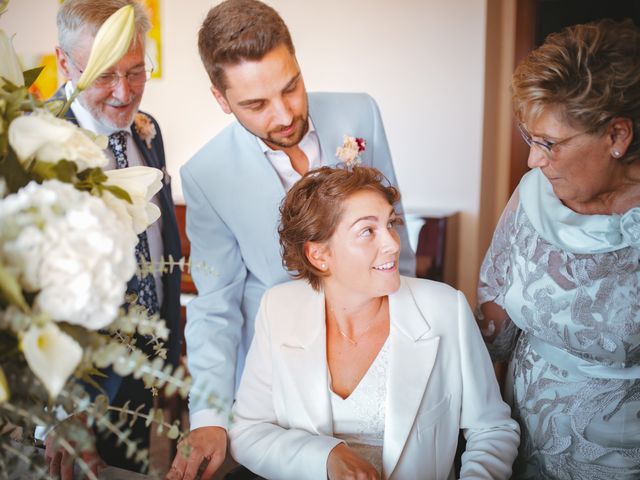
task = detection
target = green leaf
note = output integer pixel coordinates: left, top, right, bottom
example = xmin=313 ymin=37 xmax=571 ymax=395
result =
xmin=167 ymin=424 xmax=180 ymax=440
xmin=0 ymin=77 xmax=22 ymax=93
xmin=29 ymin=159 xmax=56 ymax=181
xmin=22 ymin=66 xmax=45 ymax=89
xmin=44 ymin=99 xmax=65 ymax=117
xmin=103 ymin=184 xmax=132 ymax=203
xmin=53 ymin=159 xmax=78 ymax=183
xmin=0 ymin=262 xmax=28 ymax=312
xmin=29 ymin=159 xmax=79 ymax=184
xmin=0 ymin=146 xmax=31 ymax=193
xmin=78 ymin=167 xmax=107 ymax=184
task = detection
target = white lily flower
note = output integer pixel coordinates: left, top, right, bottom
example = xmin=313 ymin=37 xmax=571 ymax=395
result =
xmin=21 ymin=323 xmax=82 ymax=399
xmin=8 ymin=110 xmax=108 ymax=170
xmin=102 ymin=166 xmax=162 ymax=234
xmin=0 ymin=29 xmax=24 ymax=87
xmin=0 ymin=366 xmax=8 ymax=403
xmin=76 ymin=5 xmax=135 ymax=91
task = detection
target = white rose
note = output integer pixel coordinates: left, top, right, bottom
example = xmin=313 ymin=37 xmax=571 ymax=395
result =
xmin=8 ymin=110 xmax=108 ymax=171
xmin=0 ymin=180 xmax=137 ymax=330
xmin=102 ymin=166 xmax=162 ymax=234
xmin=21 ymin=322 xmax=82 ymax=399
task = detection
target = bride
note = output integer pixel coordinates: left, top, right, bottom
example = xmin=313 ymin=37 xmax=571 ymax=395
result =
xmin=229 ymin=166 xmax=519 ymax=479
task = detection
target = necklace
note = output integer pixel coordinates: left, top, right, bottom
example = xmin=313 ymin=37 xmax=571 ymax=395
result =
xmin=332 ymin=297 xmax=387 ymax=346
xmin=337 ymin=323 xmax=375 ymax=346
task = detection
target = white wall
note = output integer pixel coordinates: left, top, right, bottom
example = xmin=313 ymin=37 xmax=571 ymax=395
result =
xmin=1 ymin=0 xmax=487 ymax=300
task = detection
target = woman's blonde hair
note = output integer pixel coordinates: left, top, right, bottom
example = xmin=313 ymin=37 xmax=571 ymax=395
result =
xmin=512 ymin=19 xmax=640 ymax=163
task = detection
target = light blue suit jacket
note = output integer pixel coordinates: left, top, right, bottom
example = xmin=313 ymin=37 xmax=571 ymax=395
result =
xmin=181 ymin=92 xmax=416 ymax=428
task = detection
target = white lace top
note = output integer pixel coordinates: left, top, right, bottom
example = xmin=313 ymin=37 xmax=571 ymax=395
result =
xmin=330 ymin=339 xmax=389 ymax=474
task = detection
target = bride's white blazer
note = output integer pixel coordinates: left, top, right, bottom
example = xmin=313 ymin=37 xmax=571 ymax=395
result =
xmin=229 ymin=276 xmax=520 ymax=480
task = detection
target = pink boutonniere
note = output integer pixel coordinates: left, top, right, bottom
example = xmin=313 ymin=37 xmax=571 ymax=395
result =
xmin=133 ymin=112 xmax=157 ymax=149
xmin=336 ymin=135 xmax=366 ymax=167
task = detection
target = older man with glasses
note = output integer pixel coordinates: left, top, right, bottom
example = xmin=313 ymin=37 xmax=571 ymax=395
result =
xmin=45 ymin=0 xmax=182 ymax=477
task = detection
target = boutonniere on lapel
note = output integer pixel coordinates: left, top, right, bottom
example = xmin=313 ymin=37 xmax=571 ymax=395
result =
xmin=133 ymin=112 xmax=157 ymax=149
xmin=336 ymin=135 xmax=366 ymax=167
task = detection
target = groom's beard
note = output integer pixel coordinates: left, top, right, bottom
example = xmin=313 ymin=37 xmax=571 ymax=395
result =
xmin=263 ymin=115 xmax=309 ymax=149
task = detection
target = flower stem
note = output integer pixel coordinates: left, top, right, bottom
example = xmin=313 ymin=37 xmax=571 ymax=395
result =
xmin=57 ymin=88 xmax=80 ymax=118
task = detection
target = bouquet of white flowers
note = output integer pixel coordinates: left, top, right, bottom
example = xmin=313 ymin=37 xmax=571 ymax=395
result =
xmin=0 ymin=3 xmax=193 ymax=477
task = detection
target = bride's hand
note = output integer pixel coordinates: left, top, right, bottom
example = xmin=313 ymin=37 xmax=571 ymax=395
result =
xmin=327 ymin=443 xmax=380 ymax=480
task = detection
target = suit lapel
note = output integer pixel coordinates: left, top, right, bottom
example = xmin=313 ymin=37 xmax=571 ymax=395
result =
xmin=308 ymin=92 xmax=374 ymax=168
xmin=383 ymin=279 xmax=440 ymax=478
xmin=279 ymin=287 xmax=333 ymax=435
xmin=308 ymin=94 xmax=341 ymax=167
xmin=131 ymin=127 xmax=159 ymax=169
xmin=225 ymin=124 xmax=287 ymax=278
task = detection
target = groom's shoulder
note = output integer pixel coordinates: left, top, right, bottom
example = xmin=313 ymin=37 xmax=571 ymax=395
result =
xmin=308 ymin=91 xmax=376 ymax=112
xmin=183 ymin=121 xmax=243 ymax=174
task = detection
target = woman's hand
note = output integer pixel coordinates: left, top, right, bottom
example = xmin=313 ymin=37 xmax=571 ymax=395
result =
xmin=327 ymin=443 xmax=380 ymax=480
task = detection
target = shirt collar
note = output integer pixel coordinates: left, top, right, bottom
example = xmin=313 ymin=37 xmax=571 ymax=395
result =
xmin=64 ymin=81 xmax=132 ymax=136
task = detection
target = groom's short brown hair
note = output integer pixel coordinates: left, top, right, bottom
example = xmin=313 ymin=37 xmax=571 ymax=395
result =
xmin=198 ymin=0 xmax=295 ymax=92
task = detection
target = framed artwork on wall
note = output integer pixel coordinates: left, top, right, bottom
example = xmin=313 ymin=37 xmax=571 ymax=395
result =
xmin=139 ymin=0 xmax=162 ymax=79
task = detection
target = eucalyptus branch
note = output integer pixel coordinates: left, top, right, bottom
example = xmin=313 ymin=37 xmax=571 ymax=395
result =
xmin=1 ymin=443 xmax=48 ymax=479
xmin=0 ymin=402 xmax=48 ymax=426
xmin=93 ymin=414 xmax=149 ymax=471
xmin=52 ymin=390 xmax=151 ymax=472
xmin=57 ymin=437 xmax=99 ymax=480
xmin=104 ymin=404 xmax=180 ymax=440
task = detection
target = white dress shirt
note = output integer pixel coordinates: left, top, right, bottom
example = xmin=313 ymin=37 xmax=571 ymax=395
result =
xmin=257 ymin=118 xmax=323 ymax=190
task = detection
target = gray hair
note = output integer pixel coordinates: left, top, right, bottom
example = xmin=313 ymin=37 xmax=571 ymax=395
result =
xmin=57 ymin=0 xmax=150 ymax=53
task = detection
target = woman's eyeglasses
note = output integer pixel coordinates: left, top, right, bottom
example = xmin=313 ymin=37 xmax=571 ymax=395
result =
xmin=518 ymin=123 xmax=587 ymax=159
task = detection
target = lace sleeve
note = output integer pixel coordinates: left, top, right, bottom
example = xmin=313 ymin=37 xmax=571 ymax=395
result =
xmin=477 ymin=190 xmax=521 ymax=362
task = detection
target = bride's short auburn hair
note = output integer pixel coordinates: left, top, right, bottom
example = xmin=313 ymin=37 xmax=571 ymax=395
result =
xmin=278 ymin=166 xmax=400 ymax=291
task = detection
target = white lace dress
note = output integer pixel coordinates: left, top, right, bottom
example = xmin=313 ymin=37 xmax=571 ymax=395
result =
xmin=478 ymin=168 xmax=640 ymax=479
xmin=330 ymin=339 xmax=389 ymax=474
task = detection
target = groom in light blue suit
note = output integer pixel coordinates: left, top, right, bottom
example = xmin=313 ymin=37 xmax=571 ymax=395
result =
xmin=169 ymin=1 xmax=415 ymax=478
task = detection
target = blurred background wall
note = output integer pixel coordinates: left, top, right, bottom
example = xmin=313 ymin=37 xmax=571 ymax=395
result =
xmin=1 ymin=0 xmax=517 ymax=302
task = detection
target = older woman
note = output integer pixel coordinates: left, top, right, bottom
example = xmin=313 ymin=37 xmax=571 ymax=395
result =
xmin=477 ymin=19 xmax=640 ymax=479
xmin=229 ymin=166 xmax=519 ymax=480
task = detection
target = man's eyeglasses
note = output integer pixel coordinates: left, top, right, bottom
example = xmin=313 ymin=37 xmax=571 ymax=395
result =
xmin=65 ymin=51 xmax=154 ymax=88
xmin=517 ymin=123 xmax=587 ymax=159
